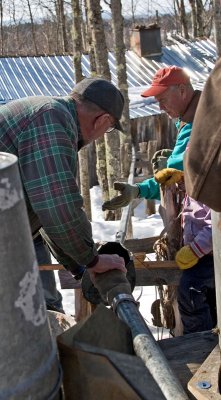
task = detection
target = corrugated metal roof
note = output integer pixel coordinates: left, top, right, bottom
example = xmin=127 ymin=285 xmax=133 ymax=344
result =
xmin=0 ymin=37 xmax=217 ymax=118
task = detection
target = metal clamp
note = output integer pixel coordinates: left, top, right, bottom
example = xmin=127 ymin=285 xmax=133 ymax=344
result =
xmin=111 ymin=293 xmax=139 ymax=314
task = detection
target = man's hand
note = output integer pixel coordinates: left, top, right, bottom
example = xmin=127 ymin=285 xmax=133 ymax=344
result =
xmin=154 ymin=168 xmax=184 ymax=186
xmin=175 ymin=245 xmax=199 ymax=269
xmin=151 ymin=149 xmax=172 ymax=174
xmin=87 ymin=254 xmax=126 ymax=282
xmin=102 ymin=182 xmax=139 ymax=211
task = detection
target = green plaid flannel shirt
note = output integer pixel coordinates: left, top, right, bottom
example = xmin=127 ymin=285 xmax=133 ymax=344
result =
xmin=0 ymin=96 xmax=98 ymax=267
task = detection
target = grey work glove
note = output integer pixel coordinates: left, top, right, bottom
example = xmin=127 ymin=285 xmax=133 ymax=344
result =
xmin=151 ymin=149 xmax=173 ymax=174
xmin=102 ymin=182 xmax=139 ymax=211
xmin=94 ymin=269 xmax=132 ymax=305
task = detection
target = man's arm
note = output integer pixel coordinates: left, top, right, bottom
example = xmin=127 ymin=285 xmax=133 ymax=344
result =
xmin=18 ymin=105 xmax=99 ymax=267
xmin=137 ymin=122 xmax=192 ymax=199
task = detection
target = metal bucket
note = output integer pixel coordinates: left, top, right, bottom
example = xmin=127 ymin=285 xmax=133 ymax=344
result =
xmin=0 ymin=152 xmax=62 ymax=399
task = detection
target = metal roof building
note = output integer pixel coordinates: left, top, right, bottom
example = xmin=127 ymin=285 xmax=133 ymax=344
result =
xmin=0 ymin=35 xmax=217 ymax=118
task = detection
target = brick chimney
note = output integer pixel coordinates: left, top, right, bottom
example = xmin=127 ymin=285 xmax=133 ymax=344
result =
xmin=130 ymin=24 xmax=162 ymax=58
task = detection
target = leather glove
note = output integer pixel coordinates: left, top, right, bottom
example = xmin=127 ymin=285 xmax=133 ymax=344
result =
xmin=175 ymin=245 xmax=199 ymax=269
xmin=94 ymin=269 xmax=132 ymax=304
xmin=151 ymin=149 xmax=172 ymax=174
xmin=154 ymin=168 xmax=184 ymax=186
xmin=102 ymin=182 xmax=139 ymax=210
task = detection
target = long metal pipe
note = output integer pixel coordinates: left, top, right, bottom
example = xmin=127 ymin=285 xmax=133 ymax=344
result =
xmin=114 ymin=297 xmax=189 ymax=400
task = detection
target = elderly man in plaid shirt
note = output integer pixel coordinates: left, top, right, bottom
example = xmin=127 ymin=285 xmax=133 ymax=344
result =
xmin=0 ymin=77 xmax=126 ymax=312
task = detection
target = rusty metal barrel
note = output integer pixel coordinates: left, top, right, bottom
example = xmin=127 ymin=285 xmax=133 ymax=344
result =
xmin=0 ymin=152 xmax=62 ymax=399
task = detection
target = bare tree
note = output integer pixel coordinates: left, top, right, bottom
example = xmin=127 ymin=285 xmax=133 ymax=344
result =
xmin=189 ymin=0 xmax=197 ymax=37
xmin=56 ymin=0 xmax=68 ymax=52
xmin=110 ymin=0 xmax=132 ymax=179
xmin=72 ymin=0 xmax=91 ymax=220
xmin=0 ymin=0 xmax=3 ymax=54
xmin=174 ymin=0 xmax=189 ymax=39
xmin=84 ymin=0 xmax=96 ymax=72
xmin=213 ymin=0 xmax=221 ymax=57
xmin=86 ymin=0 xmax=111 ymax=220
xmin=26 ymin=0 xmax=38 ymax=54
xmin=196 ymin=0 xmax=204 ymax=36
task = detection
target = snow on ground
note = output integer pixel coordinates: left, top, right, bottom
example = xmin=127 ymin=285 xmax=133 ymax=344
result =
xmin=55 ymin=185 xmax=171 ymax=340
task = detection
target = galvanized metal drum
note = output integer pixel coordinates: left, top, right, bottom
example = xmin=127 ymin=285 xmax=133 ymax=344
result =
xmin=0 ymin=152 xmax=62 ymax=399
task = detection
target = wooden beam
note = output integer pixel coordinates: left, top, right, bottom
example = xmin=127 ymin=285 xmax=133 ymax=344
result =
xmin=133 ymin=255 xmax=181 ymax=286
xmin=124 ymin=237 xmax=159 ymax=253
xmin=39 ymin=256 xmax=182 ymax=286
xmin=211 ymin=211 xmax=221 ymax=348
xmin=39 ymin=264 xmax=64 ymax=270
xmin=159 ymin=331 xmax=218 ymax=395
xmin=187 ymin=344 xmax=220 ymax=399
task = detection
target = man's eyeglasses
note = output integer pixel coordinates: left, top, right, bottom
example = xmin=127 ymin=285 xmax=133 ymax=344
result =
xmin=106 ymin=125 xmax=117 ymax=133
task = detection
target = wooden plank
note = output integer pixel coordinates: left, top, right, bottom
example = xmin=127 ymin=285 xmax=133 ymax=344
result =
xmin=133 ymin=255 xmax=181 ymax=286
xmin=133 ymin=254 xmax=178 ymax=269
xmin=211 ymin=212 xmax=221 ymax=349
xmin=187 ymin=344 xmax=220 ymax=399
xmin=39 ymin=258 xmax=181 ymax=286
xmin=124 ymin=237 xmax=159 ymax=253
xmin=39 ymin=264 xmax=64 ymax=270
xmin=134 ymin=253 xmax=180 ymax=286
xmin=159 ymin=331 xmax=218 ymax=396
xmin=135 ymin=266 xmax=181 ymax=286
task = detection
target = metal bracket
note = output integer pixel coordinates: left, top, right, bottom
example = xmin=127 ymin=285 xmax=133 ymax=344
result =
xmin=112 ymin=293 xmax=139 ymax=314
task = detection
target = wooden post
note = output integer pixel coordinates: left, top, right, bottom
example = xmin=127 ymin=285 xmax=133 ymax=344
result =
xmin=211 ymin=211 xmax=221 ymax=348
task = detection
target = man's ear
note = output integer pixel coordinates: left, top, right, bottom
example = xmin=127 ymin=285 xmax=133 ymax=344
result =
xmin=179 ymin=84 xmax=186 ymax=97
xmin=94 ymin=113 xmax=110 ymax=131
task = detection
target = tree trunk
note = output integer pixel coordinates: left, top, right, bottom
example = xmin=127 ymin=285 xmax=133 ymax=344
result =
xmin=175 ymin=0 xmax=189 ymax=38
xmin=189 ymin=0 xmax=197 ymax=37
xmin=196 ymin=0 xmax=204 ymax=37
xmin=86 ymin=0 xmax=111 ymax=80
xmin=60 ymin=0 xmax=68 ymax=52
xmin=84 ymin=0 xmax=96 ymax=73
xmin=111 ymin=0 xmax=132 ymax=179
xmin=180 ymin=0 xmax=189 ymax=39
xmin=104 ymin=131 xmax=121 ymax=220
xmin=213 ymin=0 xmax=221 ymax=57
xmin=87 ymin=0 xmax=123 ymax=221
xmin=78 ymin=147 xmax=92 ymax=221
xmin=27 ymin=0 xmax=38 ymax=54
xmin=71 ymin=0 xmax=92 ymax=321
xmin=72 ymin=0 xmax=84 ymax=83
xmin=0 ymin=0 xmax=3 ymax=55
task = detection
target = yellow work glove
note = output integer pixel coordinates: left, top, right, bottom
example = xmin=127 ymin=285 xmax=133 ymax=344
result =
xmin=102 ymin=182 xmax=139 ymax=211
xmin=154 ymin=168 xmax=184 ymax=186
xmin=175 ymin=245 xmax=199 ymax=269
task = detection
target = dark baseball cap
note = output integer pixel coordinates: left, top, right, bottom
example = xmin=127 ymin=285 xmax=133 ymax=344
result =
xmin=73 ymin=77 xmax=124 ymax=132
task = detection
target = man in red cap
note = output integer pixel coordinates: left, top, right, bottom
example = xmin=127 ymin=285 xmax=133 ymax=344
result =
xmin=103 ymin=65 xmax=217 ymax=334
xmin=102 ymin=65 xmax=200 ymax=208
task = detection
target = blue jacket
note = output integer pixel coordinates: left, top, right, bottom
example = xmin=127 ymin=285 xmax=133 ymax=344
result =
xmin=138 ymin=121 xmax=192 ymax=200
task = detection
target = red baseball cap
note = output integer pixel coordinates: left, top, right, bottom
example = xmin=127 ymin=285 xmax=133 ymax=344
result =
xmin=141 ymin=66 xmax=190 ymax=97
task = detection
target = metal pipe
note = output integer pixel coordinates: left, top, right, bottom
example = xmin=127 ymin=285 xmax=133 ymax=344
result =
xmin=0 ymin=152 xmax=62 ymax=400
xmin=114 ymin=297 xmax=189 ymax=400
